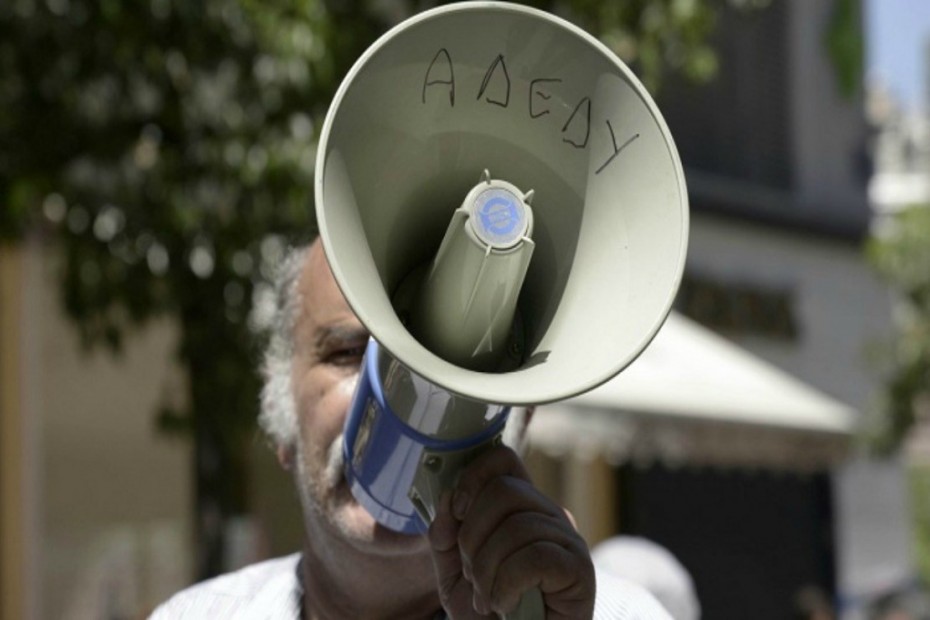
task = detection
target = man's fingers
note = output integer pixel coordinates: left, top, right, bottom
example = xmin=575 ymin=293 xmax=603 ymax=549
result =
xmin=452 ymin=446 xmax=531 ymax=520
xmin=456 ymin=475 xmax=567 ymax=572
xmin=428 ymin=492 xmax=492 ymax=619
xmin=489 ymin=542 xmax=595 ymax=618
xmin=430 ymin=492 xmax=459 ymax=552
xmin=429 ymin=445 xmax=595 ymax=619
xmin=468 ymin=511 xmax=583 ymax=606
xmin=428 ymin=494 xmax=465 ymax=606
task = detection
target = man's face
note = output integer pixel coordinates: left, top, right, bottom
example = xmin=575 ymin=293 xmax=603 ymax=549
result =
xmin=287 ymin=241 xmax=428 ymax=554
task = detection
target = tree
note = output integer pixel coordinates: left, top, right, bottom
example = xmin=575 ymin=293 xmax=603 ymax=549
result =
xmin=1 ymin=0 xmax=763 ymax=579
xmin=867 ymin=205 xmax=930 ymax=586
xmin=867 ymin=205 xmax=930 ymax=452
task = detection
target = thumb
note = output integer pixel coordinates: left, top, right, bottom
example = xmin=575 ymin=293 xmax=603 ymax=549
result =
xmin=428 ymin=493 xmax=489 ymax=619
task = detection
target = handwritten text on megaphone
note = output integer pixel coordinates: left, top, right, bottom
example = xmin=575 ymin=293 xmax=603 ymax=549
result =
xmin=421 ymin=49 xmax=640 ymax=176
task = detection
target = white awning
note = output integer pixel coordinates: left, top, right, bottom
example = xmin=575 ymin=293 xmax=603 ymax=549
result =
xmin=528 ymin=313 xmax=857 ymax=470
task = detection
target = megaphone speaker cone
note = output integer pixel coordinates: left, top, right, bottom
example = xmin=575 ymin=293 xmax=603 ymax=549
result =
xmin=315 ymin=1 xmax=688 ymax=406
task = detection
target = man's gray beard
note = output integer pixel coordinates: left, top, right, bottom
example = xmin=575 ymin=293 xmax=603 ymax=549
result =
xmin=294 ymin=432 xmax=346 ymax=521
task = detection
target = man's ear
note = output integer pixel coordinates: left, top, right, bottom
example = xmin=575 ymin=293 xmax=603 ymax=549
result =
xmin=516 ymin=406 xmax=536 ymax=443
xmin=276 ymin=443 xmax=296 ymax=471
xmin=523 ymin=406 xmax=536 ymax=434
xmin=503 ymin=406 xmax=536 ymax=454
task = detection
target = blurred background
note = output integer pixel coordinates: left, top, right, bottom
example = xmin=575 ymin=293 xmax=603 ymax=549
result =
xmin=0 ymin=0 xmax=928 ymax=618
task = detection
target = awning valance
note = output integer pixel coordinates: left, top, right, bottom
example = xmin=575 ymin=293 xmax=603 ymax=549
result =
xmin=528 ymin=313 xmax=856 ymax=470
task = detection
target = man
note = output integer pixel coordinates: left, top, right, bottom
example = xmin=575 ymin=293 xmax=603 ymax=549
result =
xmin=151 ymin=240 xmax=670 ymax=619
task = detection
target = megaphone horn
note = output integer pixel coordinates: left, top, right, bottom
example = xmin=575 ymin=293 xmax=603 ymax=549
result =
xmin=315 ymin=2 xmax=688 ymax=617
xmin=317 ymin=3 xmax=687 ymax=405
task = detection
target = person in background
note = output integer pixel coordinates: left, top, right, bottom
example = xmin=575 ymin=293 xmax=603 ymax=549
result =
xmin=591 ymin=536 xmax=700 ymax=620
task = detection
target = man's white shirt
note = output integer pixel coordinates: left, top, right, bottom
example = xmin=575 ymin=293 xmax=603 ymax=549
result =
xmin=150 ymin=553 xmax=673 ymax=619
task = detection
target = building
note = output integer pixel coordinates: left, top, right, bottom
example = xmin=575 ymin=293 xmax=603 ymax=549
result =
xmin=0 ymin=242 xmax=193 ymax=620
xmin=528 ymin=2 xmax=907 ymax=619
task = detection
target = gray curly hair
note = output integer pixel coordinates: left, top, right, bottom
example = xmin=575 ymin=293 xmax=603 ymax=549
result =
xmin=257 ymin=245 xmax=310 ymax=448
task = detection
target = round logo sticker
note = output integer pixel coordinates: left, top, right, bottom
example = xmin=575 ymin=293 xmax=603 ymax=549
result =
xmin=479 ymin=196 xmax=519 ymax=236
xmin=471 ymin=188 xmax=527 ymax=248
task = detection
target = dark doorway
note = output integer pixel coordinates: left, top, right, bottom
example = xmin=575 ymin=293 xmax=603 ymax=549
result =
xmin=618 ymin=464 xmax=835 ymax=620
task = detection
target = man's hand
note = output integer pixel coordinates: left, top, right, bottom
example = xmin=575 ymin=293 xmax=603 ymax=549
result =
xmin=428 ymin=445 xmax=596 ymax=619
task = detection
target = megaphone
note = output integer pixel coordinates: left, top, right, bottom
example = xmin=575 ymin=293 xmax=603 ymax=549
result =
xmin=315 ymin=1 xmax=687 ymax=615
